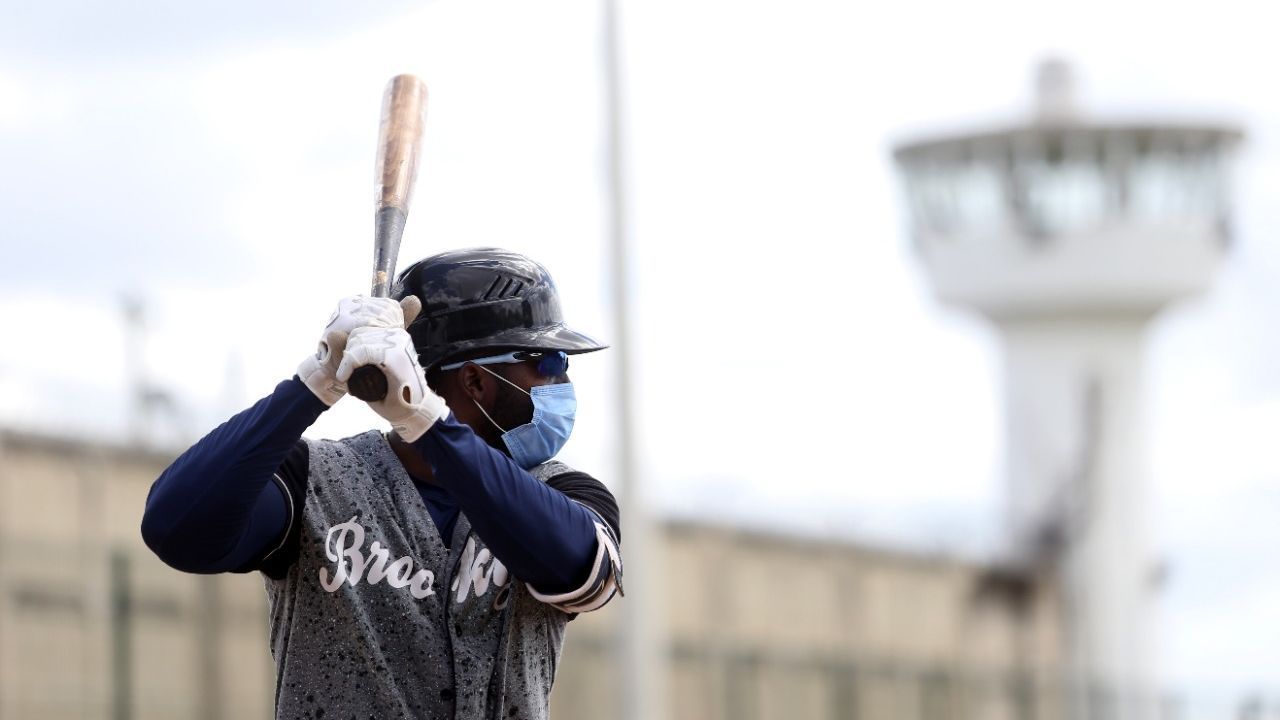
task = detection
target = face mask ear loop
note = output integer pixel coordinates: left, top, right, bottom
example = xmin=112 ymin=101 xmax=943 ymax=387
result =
xmin=468 ymin=363 xmax=530 ymax=434
xmin=474 ymin=363 xmax=532 ymax=397
xmin=472 ymin=398 xmax=509 ymax=434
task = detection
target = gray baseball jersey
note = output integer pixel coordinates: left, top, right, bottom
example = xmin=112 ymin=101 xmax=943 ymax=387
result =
xmin=261 ymin=430 xmax=620 ymax=719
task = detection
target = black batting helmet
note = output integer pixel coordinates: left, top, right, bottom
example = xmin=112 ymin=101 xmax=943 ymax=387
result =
xmin=392 ymin=247 xmax=607 ymax=371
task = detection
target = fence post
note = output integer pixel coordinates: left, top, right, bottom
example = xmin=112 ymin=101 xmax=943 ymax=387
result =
xmin=110 ymin=550 xmax=132 ymax=720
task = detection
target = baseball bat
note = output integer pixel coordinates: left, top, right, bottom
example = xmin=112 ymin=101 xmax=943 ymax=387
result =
xmin=348 ymin=74 xmax=429 ymax=402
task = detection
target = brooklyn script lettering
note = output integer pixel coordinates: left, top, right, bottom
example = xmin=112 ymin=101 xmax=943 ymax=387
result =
xmin=452 ymin=536 xmax=512 ymax=610
xmin=319 ymin=516 xmax=436 ymax=599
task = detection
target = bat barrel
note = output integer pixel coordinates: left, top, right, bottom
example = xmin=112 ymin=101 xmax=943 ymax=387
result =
xmin=375 ymin=75 xmax=428 ymax=213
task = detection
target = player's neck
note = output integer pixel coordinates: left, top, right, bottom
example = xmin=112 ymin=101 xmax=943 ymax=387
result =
xmin=386 ymin=432 xmax=439 ymax=486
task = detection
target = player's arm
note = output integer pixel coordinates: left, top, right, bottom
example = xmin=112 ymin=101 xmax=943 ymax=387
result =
xmin=140 ymin=378 xmax=319 ymax=573
xmin=141 ymin=296 xmax=417 ymax=575
xmin=413 ymin=413 xmax=623 ymax=612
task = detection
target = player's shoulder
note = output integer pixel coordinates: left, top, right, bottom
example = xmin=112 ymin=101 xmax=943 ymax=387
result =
xmin=528 ymin=458 xmax=575 ymax=482
xmin=531 ymin=461 xmax=608 ymax=495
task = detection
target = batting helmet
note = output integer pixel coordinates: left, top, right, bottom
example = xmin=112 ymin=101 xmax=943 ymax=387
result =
xmin=392 ymin=247 xmax=607 ymax=371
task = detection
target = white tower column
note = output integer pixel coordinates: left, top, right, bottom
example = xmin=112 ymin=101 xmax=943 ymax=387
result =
xmin=1003 ymin=318 xmax=1153 ymax=716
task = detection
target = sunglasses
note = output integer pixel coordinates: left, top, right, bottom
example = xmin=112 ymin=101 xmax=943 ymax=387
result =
xmin=439 ymin=350 xmax=570 ymax=377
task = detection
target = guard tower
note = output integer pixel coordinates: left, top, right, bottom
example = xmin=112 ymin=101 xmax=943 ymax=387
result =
xmin=892 ymin=61 xmax=1242 ymax=718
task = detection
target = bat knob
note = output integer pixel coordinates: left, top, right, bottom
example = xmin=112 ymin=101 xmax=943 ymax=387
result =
xmin=348 ymin=365 xmax=388 ymax=402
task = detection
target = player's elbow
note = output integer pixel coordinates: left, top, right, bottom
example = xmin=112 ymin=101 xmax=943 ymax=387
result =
xmin=529 ymin=525 xmax=624 ymax=614
xmin=140 ymin=502 xmax=224 ymax=574
xmin=140 ymin=506 xmax=197 ymax=571
xmin=140 ymin=470 xmax=192 ymax=565
xmin=140 ymin=501 xmax=173 ymax=557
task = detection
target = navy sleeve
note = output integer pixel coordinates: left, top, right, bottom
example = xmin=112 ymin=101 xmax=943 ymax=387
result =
xmin=140 ymin=377 xmax=324 ymax=574
xmin=410 ymin=413 xmax=615 ymax=595
xmin=545 ymin=472 xmax=621 ymax=544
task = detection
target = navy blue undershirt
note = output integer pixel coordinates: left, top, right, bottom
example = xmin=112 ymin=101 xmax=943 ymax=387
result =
xmin=141 ymin=377 xmax=602 ymax=594
xmin=416 ymin=482 xmax=460 ymax=546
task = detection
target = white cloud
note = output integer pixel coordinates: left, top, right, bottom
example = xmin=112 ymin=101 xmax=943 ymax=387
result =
xmin=0 ymin=70 xmax=73 ymax=127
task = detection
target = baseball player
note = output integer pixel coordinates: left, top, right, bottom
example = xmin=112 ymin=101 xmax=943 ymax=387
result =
xmin=141 ymin=248 xmax=623 ymax=719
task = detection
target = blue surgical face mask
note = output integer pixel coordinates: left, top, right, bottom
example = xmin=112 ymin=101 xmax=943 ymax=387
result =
xmin=472 ymin=367 xmax=576 ymax=469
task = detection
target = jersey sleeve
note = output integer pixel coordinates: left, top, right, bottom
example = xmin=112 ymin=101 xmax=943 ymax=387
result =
xmin=525 ymin=471 xmax=624 ymax=614
xmin=248 ymin=440 xmax=310 ymax=579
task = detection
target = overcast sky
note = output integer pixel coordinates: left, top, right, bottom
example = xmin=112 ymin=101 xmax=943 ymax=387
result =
xmin=2 ymin=0 xmax=1278 ymax=710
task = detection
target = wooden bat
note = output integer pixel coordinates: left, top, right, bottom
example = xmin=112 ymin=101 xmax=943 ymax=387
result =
xmin=349 ymin=74 xmax=429 ymax=402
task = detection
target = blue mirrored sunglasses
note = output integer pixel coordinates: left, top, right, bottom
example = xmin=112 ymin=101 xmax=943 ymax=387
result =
xmin=439 ymin=350 xmax=569 ymax=377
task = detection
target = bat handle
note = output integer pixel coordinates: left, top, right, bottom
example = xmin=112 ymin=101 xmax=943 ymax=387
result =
xmin=348 ymin=365 xmax=388 ymax=402
xmin=350 ymin=204 xmax=409 ymax=403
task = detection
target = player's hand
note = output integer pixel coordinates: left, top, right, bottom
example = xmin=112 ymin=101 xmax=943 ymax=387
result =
xmin=297 ymin=295 xmax=423 ymax=406
xmin=336 ymin=325 xmax=447 ymax=441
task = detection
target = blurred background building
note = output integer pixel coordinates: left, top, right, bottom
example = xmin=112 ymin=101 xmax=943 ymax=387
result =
xmin=1 ymin=425 xmax=1071 ymax=720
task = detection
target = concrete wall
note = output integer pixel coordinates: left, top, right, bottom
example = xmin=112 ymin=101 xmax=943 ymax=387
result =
xmin=0 ymin=430 xmax=1063 ymax=720
xmin=0 ymin=431 xmax=275 ymax=720
xmin=553 ymin=523 xmax=1066 ymax=720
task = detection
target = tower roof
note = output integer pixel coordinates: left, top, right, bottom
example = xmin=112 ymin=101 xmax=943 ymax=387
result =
xmin=891 ymin=61 xmax=1243 ymax=320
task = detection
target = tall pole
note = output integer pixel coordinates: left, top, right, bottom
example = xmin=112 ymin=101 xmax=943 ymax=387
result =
xmin=0 ymin=436 xmax=8 ymax=720
xmin=601 ymin=1 xmax=665 ymax=719
xmin=195 ymin=576 xmax=225 ymax=720
xmin=110 ymin=550 xmax=133 ymax=720
xmin=121 ymin=296 xmax=147 ymax=447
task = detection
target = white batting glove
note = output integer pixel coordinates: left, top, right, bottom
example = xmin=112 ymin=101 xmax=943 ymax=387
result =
xmin=297 ymin=295 xmax=423 ymax=406
xmin=336 ymin=325 xmax=448 ymax=441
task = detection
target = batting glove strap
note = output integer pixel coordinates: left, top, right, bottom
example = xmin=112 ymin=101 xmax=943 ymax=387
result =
xmin=527 ymin=513 xmax=623 ymax=614
xmin=337 ymin=326 xmax=448 ymax=442
xmin=297 ymin=328 xmax=349 ymax=407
